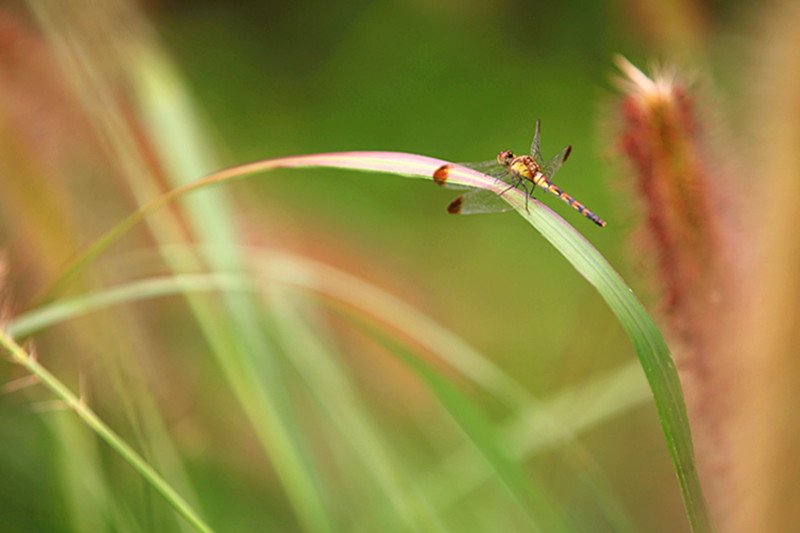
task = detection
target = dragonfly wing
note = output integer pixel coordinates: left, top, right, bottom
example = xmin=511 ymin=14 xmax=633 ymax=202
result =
xmin=435 ymin=160 xmax=508 ymax=190
xmin=541 ymin=145 xmax=572 ymax=180
xmin=530 ymin=119 xmax=544 ymax=166
xmin=459 ymin=159 xmax=506 ymax=175
xmin=447 ymin=188 xmax=515 ymax=214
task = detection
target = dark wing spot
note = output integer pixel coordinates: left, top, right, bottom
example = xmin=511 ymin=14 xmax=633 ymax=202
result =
xmin=563 ymin=145 xmax=572 ymax=163
xmin=447 ymin=196 xmax=464 ymax=214
xmin=433 ymin=164 xmax=452 ymax=185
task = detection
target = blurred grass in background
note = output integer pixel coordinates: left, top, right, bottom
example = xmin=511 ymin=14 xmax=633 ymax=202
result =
xmin=0 ymin=0 xmax=774 ymax=531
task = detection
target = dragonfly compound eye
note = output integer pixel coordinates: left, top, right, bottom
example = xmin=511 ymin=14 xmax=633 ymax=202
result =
xmin=497 ymin=150 xmax=514 ymax=165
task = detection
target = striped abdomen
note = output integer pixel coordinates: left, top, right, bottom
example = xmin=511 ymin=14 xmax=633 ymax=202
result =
xmin=535 ymin=175 xmax=607 ymax=227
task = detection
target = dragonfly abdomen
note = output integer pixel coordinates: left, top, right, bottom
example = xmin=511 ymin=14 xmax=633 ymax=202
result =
xmin=540 ymin=179 xmax=607 ymax=227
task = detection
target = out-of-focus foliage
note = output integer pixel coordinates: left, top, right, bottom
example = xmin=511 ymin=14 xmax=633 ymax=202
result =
xmin=0 ymin=0 xmax=771 ymax=532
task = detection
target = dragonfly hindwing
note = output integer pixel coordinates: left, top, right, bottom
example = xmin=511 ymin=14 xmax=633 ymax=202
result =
xmin=447 ymin=189 xmax=514 ymax=215
xmin=542 ymin=145 xmax=572 ymax=179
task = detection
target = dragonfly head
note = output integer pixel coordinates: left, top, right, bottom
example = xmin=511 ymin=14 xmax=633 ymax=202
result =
xmin=497 ymin=150 xmax=515 ymax=167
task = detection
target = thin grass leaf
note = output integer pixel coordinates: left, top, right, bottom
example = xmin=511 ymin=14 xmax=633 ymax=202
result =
xmin=50 ymin=416 xmax=151 ymax=533
xmin=0 ymin=333 xmax=215 ymax=533
xmin=26 ymin=152 xmax=448 ymax=308
xmin=8 ymin=273 xmax=249 ymax=338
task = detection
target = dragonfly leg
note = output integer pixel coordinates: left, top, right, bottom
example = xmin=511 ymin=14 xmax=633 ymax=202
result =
xmin=495 ymin=173 xmax=536 ymax=212
xmin=496 ymin=171 xmax=515 ymax=197
xmin=516 ymin=178 xmax=535 ymax=212
xmin=498 ymin=182 xmax=516 ymax=196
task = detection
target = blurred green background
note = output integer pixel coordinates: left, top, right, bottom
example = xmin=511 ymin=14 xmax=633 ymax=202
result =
xmin=161 ymin=1 xmax=659 ymax=523
xmin=0 ymin=0 xmax=755 ymax=532
xmin=160 ymin=0 xmax=649 ymax=388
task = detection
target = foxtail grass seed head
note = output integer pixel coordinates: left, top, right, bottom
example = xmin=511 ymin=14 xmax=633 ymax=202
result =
xmin=614 ymin=56 xmax=721 ymax=345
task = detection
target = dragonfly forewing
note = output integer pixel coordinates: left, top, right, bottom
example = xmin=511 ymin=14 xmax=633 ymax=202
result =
xmin=530 ymin=119 xmax=544 ymax=166
xmin=434 ymin=160 xmax=503 ymax=190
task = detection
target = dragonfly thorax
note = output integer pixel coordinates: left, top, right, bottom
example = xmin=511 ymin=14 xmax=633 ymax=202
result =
xmin=509 ymin=155 xmax=541 ymax=182
xmin=497 ymin=150 xmax=541 ymax=179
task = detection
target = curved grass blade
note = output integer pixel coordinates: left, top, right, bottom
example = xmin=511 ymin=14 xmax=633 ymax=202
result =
xmin=436 ymin=164 xmax=715 ymax=533
xmin=28 ymin=152 xmax=452 ymax=308
xmin=9 ymin=273 xmax=250 ymax=338
xmin=26 ymin=150 xmax=714 ymax=531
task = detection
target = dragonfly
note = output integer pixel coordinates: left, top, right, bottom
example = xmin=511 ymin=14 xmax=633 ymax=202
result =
xmin=433 ymin=120 xmax=606 ymax=227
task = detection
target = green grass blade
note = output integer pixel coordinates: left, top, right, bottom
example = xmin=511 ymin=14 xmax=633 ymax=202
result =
xmin=437 ymin=164 xmax=715 ymax=532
